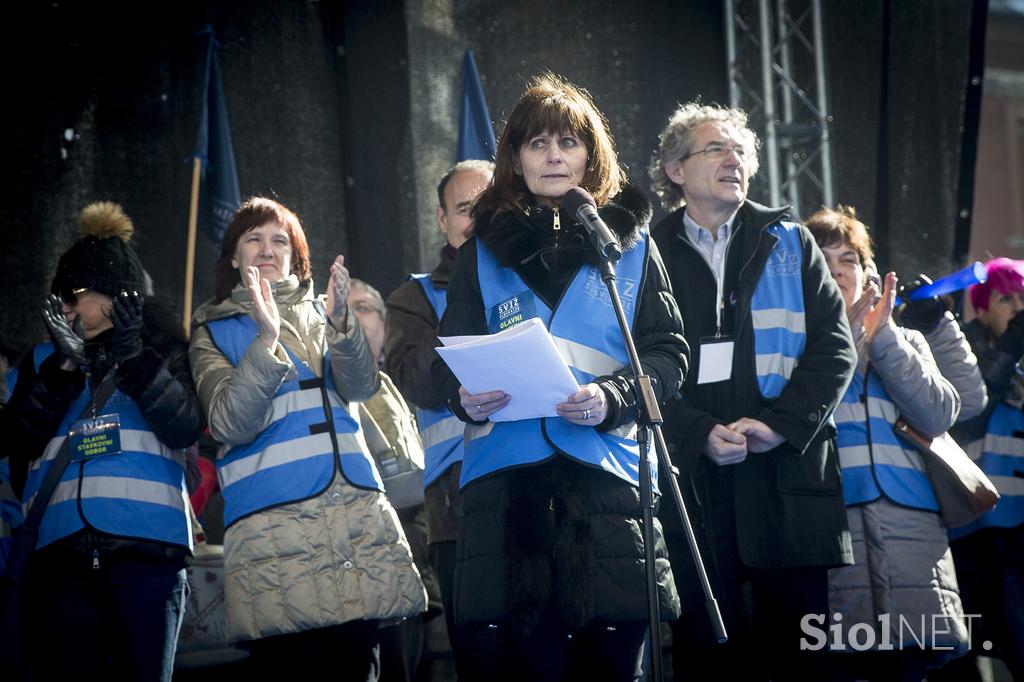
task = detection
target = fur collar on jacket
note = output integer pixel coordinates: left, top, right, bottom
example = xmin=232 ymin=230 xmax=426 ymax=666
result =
xmin=475 ymin=183 xmax=652 ymax=269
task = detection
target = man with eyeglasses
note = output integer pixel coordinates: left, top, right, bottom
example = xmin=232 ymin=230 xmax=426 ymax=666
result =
xmin=648 ymin=103 xmax=856 ymax=680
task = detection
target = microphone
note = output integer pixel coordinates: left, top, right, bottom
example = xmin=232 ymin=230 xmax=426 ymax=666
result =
xmin=561 ymin=187 xmax=623 ymax=262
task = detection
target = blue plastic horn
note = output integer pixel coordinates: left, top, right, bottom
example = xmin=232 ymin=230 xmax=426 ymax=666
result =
xmin=894 ymin=261 xmax=987 ymax=306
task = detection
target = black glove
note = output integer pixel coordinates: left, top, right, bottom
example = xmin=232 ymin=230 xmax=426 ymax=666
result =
xmin=895 ymin=274 xmax=945 ymax=332
xmin=110 ymin=290 xmax=145 ymax=363
xmin=998 ymin=308 xmax=1024 ymax=360
xmin=40 ymin=293 xmax=86 ymax=366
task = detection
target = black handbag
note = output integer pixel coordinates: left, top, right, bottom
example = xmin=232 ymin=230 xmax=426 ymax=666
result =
xmin=0 ymin=372 xmax=117 ymax=673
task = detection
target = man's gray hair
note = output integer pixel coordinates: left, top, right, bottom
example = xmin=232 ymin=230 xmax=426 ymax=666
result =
xmin=350 ymin=278 xmax=386 ymax=322
xmin=649 ymin=103 xmax=761 ymax=211
xmin=437 ymin=159 xmax=495 ymax=210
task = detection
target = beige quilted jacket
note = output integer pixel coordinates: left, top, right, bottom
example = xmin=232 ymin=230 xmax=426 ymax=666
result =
xmin=190 ymin=276 xmax=426 ymax=642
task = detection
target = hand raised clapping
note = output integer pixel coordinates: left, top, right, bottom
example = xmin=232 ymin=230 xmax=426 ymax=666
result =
xmin=325 ymin=255 xmax=351 ymax=331
xmin=245 ymin=266 xmax=280 ymax=349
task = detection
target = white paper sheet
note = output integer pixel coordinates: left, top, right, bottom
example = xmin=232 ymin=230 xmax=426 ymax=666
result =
xmin=437 ymin=318 xmax=580 ymax=421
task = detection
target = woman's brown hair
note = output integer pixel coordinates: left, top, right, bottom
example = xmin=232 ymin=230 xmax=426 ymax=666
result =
xmin=473 ymin=73 xmax=624 ymax=220
xmin=213 ymin=197 xmax=311 ymax=301
xmin=805 ymin=204 xmax=875 ymax=266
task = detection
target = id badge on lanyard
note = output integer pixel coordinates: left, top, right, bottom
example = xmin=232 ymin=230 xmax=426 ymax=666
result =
xmin=697 ymin=335 xmax=735 ymax=385
xmin=68 ymin=414 xmax=122 ymax=461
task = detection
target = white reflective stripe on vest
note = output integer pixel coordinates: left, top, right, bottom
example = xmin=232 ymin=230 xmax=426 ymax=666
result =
xmin=218 ymin=431 xmax=363 ymax=489
xmin=261 ymin=387 xmax=334 ymax=426
xmin=465 ymin=421 xmax=494 ymax=445
xmin=836 ymin=443 xmax=928 ymax=472
xmin=37 ymin=429 xmax=187 ymax=468
xmin=963 ymin=438 xmax=984 ymax=460
xmin=989 ymin=474 xmax=1024 ymax=496
xmin=422 ymin=414 xmax=464 ymax=450
xmin=551 ymin=336 xmax=624 ymax=379
xmin=27 ymin=430 xmax=186 ymax=510
xmin=49 ymin=476 xmax=186 ymax=511
xmin=755 ymin=353 xmax=798 ymax=378
xmin=836 ymin=396 xmax=901 ymax=424
xmin=608 ymin=421 xmax=639 ymax=440
xmin=751 ymin=308 xmax=805 ymax=332
xmin=981 ymin=434 xmax=1024 ymax=458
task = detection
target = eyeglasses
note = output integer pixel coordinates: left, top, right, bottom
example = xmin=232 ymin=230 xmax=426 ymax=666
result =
xmin=681 ymin=143 xmax=749 ymax=162
xmin=352 ymin=301 xmax=383 ymax=316
xmin=57 ymin=287 xmax=90 ymax=305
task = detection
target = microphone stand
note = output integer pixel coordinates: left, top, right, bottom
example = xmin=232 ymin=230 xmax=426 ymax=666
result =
xmin=595 ymin=254 xmax=727 ymax=682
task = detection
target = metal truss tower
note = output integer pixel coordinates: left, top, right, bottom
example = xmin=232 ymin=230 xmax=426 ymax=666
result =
xmin=725 ymin=0 xmax=834 ymax=218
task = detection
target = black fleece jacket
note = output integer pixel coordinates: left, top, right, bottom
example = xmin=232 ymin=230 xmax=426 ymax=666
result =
xmin=431 ymin=184 xmax=688 ymax=432
xmin=653 ymin=200 xmax=856 ymax=568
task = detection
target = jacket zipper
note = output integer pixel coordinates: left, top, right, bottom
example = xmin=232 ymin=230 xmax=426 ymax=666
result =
xmin=552 ymin=207 xmax=561 ymax=252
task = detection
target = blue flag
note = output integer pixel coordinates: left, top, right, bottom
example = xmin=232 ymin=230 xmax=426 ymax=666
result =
xmin=457 ymin=50 xmax=496 ymax=162
xmin=190 ymin=26 xmax=241 ymax=245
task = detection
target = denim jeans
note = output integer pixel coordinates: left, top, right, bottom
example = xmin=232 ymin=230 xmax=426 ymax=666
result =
xmin=29 ymin=548 xmax=188 ymax=681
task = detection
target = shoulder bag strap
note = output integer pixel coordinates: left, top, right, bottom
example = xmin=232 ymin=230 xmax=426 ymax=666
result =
xmin=20 ymin=368 xmax=119 ymax=530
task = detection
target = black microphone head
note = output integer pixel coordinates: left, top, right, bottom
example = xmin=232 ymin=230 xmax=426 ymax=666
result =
xmin=560 ymin=187 xmax=597 ymax=217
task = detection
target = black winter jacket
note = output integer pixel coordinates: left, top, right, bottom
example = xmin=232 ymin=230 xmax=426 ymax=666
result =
xmin=3 ymin=297 xmax=205 ymax=558
xmin=653 ymin=200 xmax=856 ymax=569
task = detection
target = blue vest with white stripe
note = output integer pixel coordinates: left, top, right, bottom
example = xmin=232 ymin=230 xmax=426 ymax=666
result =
xmin=751 ymin=222 xmax=807 ymax=399
xmin=834 ymin=369 xmax=940 ymax=511
xmin=206 ymin=315 xmax=383 ymax=527
xmin=461 ymin=232 xmax=651 ymax=489
xmin=411 ymin=273 xmax=465 ymax=487
xmin=0 ymin=458 xmax=22 ymax=572
xmin=950 ymin=402 xmax=1024 ymax=537
xmin=20 ymin=345 xmax=192 ymax=550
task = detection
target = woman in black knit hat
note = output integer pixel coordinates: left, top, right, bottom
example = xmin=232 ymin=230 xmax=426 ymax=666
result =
xmin=1 ymin=202 xmax=205 ymax=681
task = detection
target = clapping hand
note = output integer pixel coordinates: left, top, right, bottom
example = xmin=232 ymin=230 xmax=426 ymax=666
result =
xmin=325 ymin=255 xmax=351 ymax=331
xmin=111 ymin=290 xmax=145 ymax=363
xmin=41 ymin=294 xmax=85 ymax=368
xmin=245 ymin=266 xmax=281 ymax=349
xmin=862 ymin=271 xmax=897 ymax=342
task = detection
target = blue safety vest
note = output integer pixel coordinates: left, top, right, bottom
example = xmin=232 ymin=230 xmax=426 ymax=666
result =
xmin=206 ymin=315 xmax=383 ymax=528
xmin=461 ymin=232 xmax=651 ymax=489
xmin=20 ymin=345 xmax=192 ymax=550
xmin=1 ymin=351 xmax=39 ymax=572
xmin=751 ymin=222 xmax=807 ymax=399
xmin=950 ymin=402 xmax=1024 ymax=538
xmin=0 ymin=459 xmax=21 ymax=573
xmin=411 ymin=273 xmax=465 ymax=487
xmin=834 ymin=368 xmax=940 ymax=511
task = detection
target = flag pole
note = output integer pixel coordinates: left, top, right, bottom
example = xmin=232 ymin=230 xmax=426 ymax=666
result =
xmin=183 ymin=156 xmax=202 ymax=338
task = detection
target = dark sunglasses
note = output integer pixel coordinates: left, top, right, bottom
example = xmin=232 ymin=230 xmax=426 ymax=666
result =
xmin=56 ymin=287 xmax=90 ymax=305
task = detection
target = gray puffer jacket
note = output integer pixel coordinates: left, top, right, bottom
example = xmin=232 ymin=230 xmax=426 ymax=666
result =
xmin=828 ymin=323 xmax=968 ymax=663
xmin=923 ymin=312 xmax=987 ymax=423
xmin=190 ymin=276 xmax=426 ymax=642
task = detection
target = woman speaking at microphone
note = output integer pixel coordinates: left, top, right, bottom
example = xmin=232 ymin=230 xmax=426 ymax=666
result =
xmin=431 ymin=74 xmax=688 ymax=682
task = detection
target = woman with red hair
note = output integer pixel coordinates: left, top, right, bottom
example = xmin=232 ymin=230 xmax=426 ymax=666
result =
xmin=189 ymin=197 xmax=425 ymax=680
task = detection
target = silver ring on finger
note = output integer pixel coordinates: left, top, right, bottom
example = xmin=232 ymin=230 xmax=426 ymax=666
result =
xmin=477 ymin=404 xmax=483 ymax=413
xmin=582 ymin=408 xmax=591 ymax=420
